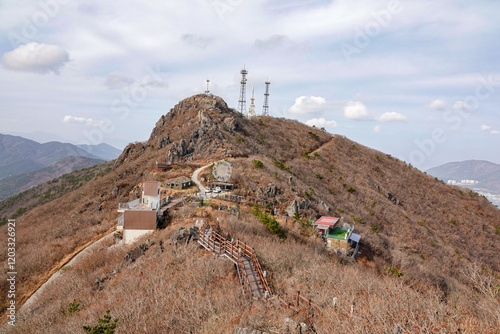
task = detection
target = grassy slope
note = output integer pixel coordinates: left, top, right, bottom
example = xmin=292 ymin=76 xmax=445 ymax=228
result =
xmin=1 ymin=95 xmax=499 ymax=332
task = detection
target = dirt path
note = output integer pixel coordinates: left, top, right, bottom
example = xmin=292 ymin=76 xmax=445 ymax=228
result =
xmin=19 ymin=227 xmax=116 ymax=314
xmin=191 ymin=163 xmax=212 ymax=194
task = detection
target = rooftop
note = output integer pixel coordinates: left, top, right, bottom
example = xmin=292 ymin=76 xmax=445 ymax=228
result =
xmin=326 ymin=227 xmax=348 ymax=240
xmin=143 ymin=181 xmax=160 ymax=196
xmin=165 ymin=176 xmax=191 ymax=184
xmin=313 ymin=216 xmax=340 ymax=227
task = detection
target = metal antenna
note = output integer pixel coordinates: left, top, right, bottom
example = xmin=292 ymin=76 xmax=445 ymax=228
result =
xmin=248 ymin=87 xmax=256 ymax=118
xmin=238 ymin=68 xmax=248 ymax=114
xmin=205 ymin=79 xmax=210 ymax=95
xmin=262 ymin=81 xmax=270 ymax=116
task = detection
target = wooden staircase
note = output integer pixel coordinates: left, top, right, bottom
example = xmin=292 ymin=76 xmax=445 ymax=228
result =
xmin=198 ymin=222 xmax=271 ymax=299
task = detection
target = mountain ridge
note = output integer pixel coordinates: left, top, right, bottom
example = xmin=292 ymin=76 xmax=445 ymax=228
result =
xmin=0 ymin=155 xmax=105 ymax=201
xmin=1 ymin=94 xmax=499 ymax=332
xmin=0 ymin=134 xmax=101 ymax=179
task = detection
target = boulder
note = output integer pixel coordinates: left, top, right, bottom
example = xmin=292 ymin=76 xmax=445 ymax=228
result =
xmin=286 ymin=199 xmax=309 ymax=217
xmin=282 ymin=318 xmax=308 ymax=334
xmin=158 ymin=135 xmax=170 ymax=149
xmin=122 ymin=243 xmax=150 ymax=264
xmin=265 ymin=184 xmax=278 ymax=198
xmin=234 ymin=328 xmax=267 ymax=334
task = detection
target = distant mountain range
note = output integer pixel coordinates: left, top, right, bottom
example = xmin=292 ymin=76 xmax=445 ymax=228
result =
xmin=76 ymin=143 xmax=122 ymax=161
xmin=0 ymin=133 xmax=120 ymax=179
xmin=0 ymin=133 xmax=121 ymax=201
xmin=0 ymin=155 xmax=105 ymax=201
xmin=426 ymin=160 xmax=500 ymax=205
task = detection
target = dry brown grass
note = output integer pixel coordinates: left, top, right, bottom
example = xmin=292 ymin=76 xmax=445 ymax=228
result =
xmin=1 ymin=94 xmax=499 ymax=332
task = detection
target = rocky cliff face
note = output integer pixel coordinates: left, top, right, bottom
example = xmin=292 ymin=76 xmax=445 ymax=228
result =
xmin=145 ymin=94 xmax=242 ymax=164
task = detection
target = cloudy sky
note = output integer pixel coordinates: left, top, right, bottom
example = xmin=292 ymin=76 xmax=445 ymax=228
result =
xmin=1 ymin=0 xmax=499 ymax=170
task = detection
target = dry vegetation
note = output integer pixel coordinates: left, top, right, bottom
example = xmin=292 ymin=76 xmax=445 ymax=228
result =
xmin=1 ymin=94 xmax=499 ymax=332
xmin=4 ymin=207 xmax=499 ymax=333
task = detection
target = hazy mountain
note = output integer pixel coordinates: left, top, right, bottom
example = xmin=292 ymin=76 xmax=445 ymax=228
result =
xmin=426 ymin=160 xmax=500 ymax=181
xmin=77 ymin=143 xmax=122 ymax=160
xmin=427 ymin=160 xmax=500 ymax=205
xmin=0 ymin=133 xmax=101 ymax=179
xmin=0 ymin=156 xmax=105 ymax=201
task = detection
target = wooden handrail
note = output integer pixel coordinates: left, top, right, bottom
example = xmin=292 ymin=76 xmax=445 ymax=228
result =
xmin=198 ymin=221 xmax=320 ymax=312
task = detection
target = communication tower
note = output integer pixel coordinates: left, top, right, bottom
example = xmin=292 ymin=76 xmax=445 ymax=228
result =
xmin=262 ymin=81 xmax=270 ymax=116
xmin=205 ymin=79 xmax=210 ymax=95
xmin=238 ymin=68 xmax=248 ymax=114
xmin=248 ymin=87 xmax=256 ymax=118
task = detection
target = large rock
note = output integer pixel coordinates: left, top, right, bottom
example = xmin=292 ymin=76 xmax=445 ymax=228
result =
xmin=122 ymin=243 xmax=150 ymax=264
xmin=265 ymin=184 xmax=278 ymax=198
xmin=179 ymin=139 xmax=188 ymax=156
xmin=158 ymin=135 xmax=170 ymax=149
xmin=224 ymin=117 xmax=238 ymax=133
xmin=171 ymin=226 xmax=199 ymax=245
xmin=282 ymin=318 xmax=308 ymax=334
xmin=198 ymin=110 xmax=212 ymax=127
xmin=234 ymin=329 xmax=267 ymax=334
xmin=286 ymin=199 xmax=309 ymax=217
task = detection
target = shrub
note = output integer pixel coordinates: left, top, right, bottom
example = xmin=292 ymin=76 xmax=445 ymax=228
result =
xmin=272 ymin=158 xmax=290 ymax=171
xmin=308 ymin=131 xmax=319 ymax=141
xmin=370 ymin=224 xmax=379 ymax=233
xmin=302 ymin=151 xmax=311 ymax=159
xmin=346 ymin=187 xmax=356 ymax=193
xmin=252 ymin=160 xmax=264 ymax=168
xmin=61 ymin=299 xmax=80 ymax=316
xmin=315 ymin=173 xmax=323 ymax=179
xmin=385 ymin=266 xmax=404 ymax=278
xmin=83 ymin=310 xmax=118 ymax=334
xmin=252 ymin=205 xmax=286 ymax=239
xmin=418 ymin=221 xmax=425 ymax=227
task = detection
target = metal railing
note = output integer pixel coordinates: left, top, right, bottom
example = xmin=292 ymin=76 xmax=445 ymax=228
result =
xmin=118 ymin=198 xmax=140 ymax=210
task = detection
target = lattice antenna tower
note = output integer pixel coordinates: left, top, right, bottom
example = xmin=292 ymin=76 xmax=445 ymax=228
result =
xmin=238 ymin=68 xmax=248 ymax=114
xmin=262 ymin=81 xmax=270 ymax=116
xmin=248 ymin=87 xmax=256 ymax=118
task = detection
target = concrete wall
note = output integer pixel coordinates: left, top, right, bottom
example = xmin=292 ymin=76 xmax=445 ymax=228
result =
xmin=123 ymin=229 xmax=154 ymax=244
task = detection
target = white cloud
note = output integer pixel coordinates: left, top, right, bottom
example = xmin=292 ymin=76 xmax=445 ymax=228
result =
xmin=376 ymin=112 xmax=407 ymax=122
xmin=429 ymin=99 xmax=447 ymax=111
xmin=1 ymin=43 xmax=69 ymax=74
xmin=344 ymin=101 xmax=369 ymax=120
xmin=492 ymin=130 xmax=500 ymax=135
xmin=453 ymin=100 xmax=474 ymax=111
xmin=288 ymin=96 xmax=326 ymax=115
xmin=481 ymin=125 xmax=491 ymax=131
xmin=182 ymin=34 xmax=213 ymax=49
xmin=63 ymin=115 xmax=106 ymax=127
xmin=374 ymin=125 xmax=382 ymax=133
xmin=305 ymin=118 xmax=337 ymax=128
xmin=104 ymin=71 xmax=134 ymax=89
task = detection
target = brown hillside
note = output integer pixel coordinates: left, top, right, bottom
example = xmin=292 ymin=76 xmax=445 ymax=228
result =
xmin=1 ymin=94 xmax=499 ymax=332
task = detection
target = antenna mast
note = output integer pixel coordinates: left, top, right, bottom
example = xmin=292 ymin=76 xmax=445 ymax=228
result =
xmin=205 ymin=79 xmax=210 ymax=95
xmin=262 ymin=81 xmax=270 ymax=116
xmin=238 ymin=68 xmax=248 ymax=114
xmin=248 ymin=87 xmax=256 ymax=118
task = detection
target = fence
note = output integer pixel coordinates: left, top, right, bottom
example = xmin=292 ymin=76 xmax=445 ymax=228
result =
xmin=118 ymin=198 xmax=140 ymax=211
xmin=198 ymin=221 xmax=322 ymax=313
